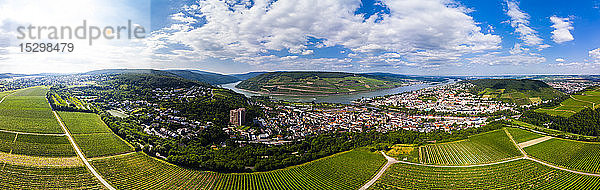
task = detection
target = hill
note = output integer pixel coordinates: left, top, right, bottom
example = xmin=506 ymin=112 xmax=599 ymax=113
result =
xmin=466 ymin=79 xmax=565 ymax=105
xmin=85 ymin=69 xmax=240 ymax=85
xmin=165 ymin=70 xmax=240 ymax=85
xmin=231 ymin=72 xmax=269 ymax=80
xmin=235 ymin=71 xmax=409 ymax=95
xmin=535 ymin=86 xmax=600 ymax=117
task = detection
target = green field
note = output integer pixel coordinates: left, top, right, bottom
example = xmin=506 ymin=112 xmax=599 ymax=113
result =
xmin=506 ymin=127 xmax=544 ymax=143
xmin=0 ymin=87 xmax=63 ymax=134
xmin=421 ymin=130 xmax=522 ymax=165
xmin=535 ymin=87 xmax=600 ymax=117
xmin=524 ymin=138 xmax=600 ymax=174
xmin=93 ymin=150 xmax=386 ymax=189
xmin=372 ymin=159 xmax=600 ymax=189
xmin=0 ymin=163 xmax=102 ymax=189
xmin=73 ymin=133 xmax=133 ymax=157
xmin=58 ymin=112 xmax=112 ymax=134
xmin=59 ymin=111 xmax=133 ymax=157
xmin=11 ymin=134 xmax=76 ymax=157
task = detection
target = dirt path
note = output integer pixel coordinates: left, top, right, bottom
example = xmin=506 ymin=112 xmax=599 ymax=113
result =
xmin=504 ymin=128 xmax=528 ymax=157
xmin=506 ymin=128 xmax=600 ymax=177
xmin=518 ymin=136 xmax=553 ymax=148
xmin=359 ymin=151 xmax=399 ymax=190
xmin=53 ymin=111 xmax=115 ymax=190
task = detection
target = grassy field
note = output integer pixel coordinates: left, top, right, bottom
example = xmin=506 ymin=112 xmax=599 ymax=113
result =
xmin=0 ymin=163 xmax=102 ymax=189
xmin=92 ymin=150 xmax=386 ymax=189
xmin=524 ymin=138 xmax=600 ymax=174
xmin=421 ymin=129 xmax=522 ymax=165
xmin=0 ymin=87 xmax=63 ymax=134
xmin=372 ymin=159 xmax=600 ymax=189
xmin=59 ymin=111 xmax=133 ymax=157
xmin=506 ymin=127 xmax=544 ymax=143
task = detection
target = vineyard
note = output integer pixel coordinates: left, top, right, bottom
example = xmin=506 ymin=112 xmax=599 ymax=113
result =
xmin=372 ymin=159 xmax=600 ymax=189
xmin=0 ymin=87 xmax=63 ymax=134
xmin=58 ymin=112 xmax=112 ymax=134
xmin=73 ymin=133 xmax=133 ymax=157
xmin=421 ymin=129 xmax=522 ymax=165
xmin=59 ymin=111 xmax=133 ymax=158
xmin=11 ymin=134 xmax=76 ymax=157
xmin=0 ymin=163 xmax=102 ymax=189
xmin=506 ymin=127 xmax=544 ymax=143
xmin=535 ymin=87 xmax=600 ymax=117
xmin=524 ymin=138 xmax=600 ymax=174
xmin=92 ymin=150 xmax=386 ymax=189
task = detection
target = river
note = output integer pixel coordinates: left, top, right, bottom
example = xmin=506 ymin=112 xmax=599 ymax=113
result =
xmin=220 ymin=80 xmax=456 ymax=104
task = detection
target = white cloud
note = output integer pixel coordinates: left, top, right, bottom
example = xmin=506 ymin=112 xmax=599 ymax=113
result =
xmin=469 ymin=52 xmax=546 ymax=66
xmin=505 ymin=1 xmax=545 ymax=48
xmin=149 ymin=0 xmax=501 ymax=70
xmin=590 ymin=48 xmax=600 ymax=59
xmin=301 ymin=49 xmax=314 ymax=55
xmin=550 ymin=16 xmax=574 ymax=43
xmin=555 ymin=58 xmax=565 ymax=62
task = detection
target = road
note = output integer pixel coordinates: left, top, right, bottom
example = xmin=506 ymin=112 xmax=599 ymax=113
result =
xmin=53 ymin=111 xmax=116 ymax=190
xmin=359 ymin=151 xmax=399 ymax=190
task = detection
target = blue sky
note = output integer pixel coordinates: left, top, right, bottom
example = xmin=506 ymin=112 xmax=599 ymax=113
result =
xmin=144 ymin=0 xmax=600 ymax=75
xmin=1 ymin=0 xmax=599 ymax=75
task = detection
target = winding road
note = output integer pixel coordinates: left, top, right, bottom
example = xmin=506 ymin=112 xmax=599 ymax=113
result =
xmin=359 ymin=151 xmax=399 ymax=190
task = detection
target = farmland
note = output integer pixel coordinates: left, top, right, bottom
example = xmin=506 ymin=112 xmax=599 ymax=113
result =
xmin=372 ymin=159 xmax=600 ymax=189
xmin=59 ymin=111 xmax=133 ymax=157
xmin=0 ymin=163 xmax=102 ymax=189
xmin=535 ymin=87 xmax=600 ymax=117
xmin=11 ymin=134 xmax=76 ymax=157
xmin=73 ymin=133 xmax=133 ymax=157
xmin=92 ymin=150 xmax=386 ymax=189
xmin=58 ymin=112 xmax=112 ymax=134
xmin=506 ymin=127 xmax=544 ymax=143
xmin=0 ymin=87 xmax=63 ymax=134
xmin=421 ymin=130 xmax=522 ymax=165
xmin=524 ymin=138 xmax=600 ymax=174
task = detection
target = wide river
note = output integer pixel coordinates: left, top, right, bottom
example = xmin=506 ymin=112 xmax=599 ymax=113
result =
xmin=220 ymin=80 xmax=455 ymax=104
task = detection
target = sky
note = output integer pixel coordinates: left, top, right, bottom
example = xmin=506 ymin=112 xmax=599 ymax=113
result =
xmin=1 ymin=0 xmax=600 ymax=75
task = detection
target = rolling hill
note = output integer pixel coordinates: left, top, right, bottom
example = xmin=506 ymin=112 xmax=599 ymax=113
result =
xmin=467 ymin=79 xmax=565 ymax=105
xmin=235 ymin=71 xmax=414 ymax=96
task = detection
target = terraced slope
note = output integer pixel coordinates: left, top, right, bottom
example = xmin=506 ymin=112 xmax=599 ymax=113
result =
xmin=506 ymin=127 xmax=544 ymax=144
xmin=372 ymin=159 xmax=600 ymax=189
xmin=58 ymin=111 xmax=133 ymax=158
xmin=421 ymin=129 xmax=522 ymax=165
xmin=0 ymin=163 xmax=102 ymax=189
xmin=92 ymin=150 xmax=385 ymax=190
xmin=524 ymin=138 xmax=600 ymax=174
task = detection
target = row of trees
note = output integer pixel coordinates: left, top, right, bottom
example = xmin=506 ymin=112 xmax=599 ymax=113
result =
xmin=520 ymin=109 xmax=600 ymax=137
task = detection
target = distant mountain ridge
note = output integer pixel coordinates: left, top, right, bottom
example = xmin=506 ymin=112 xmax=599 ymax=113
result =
xmin=234 ymin=71 xmax=432 ymax=95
